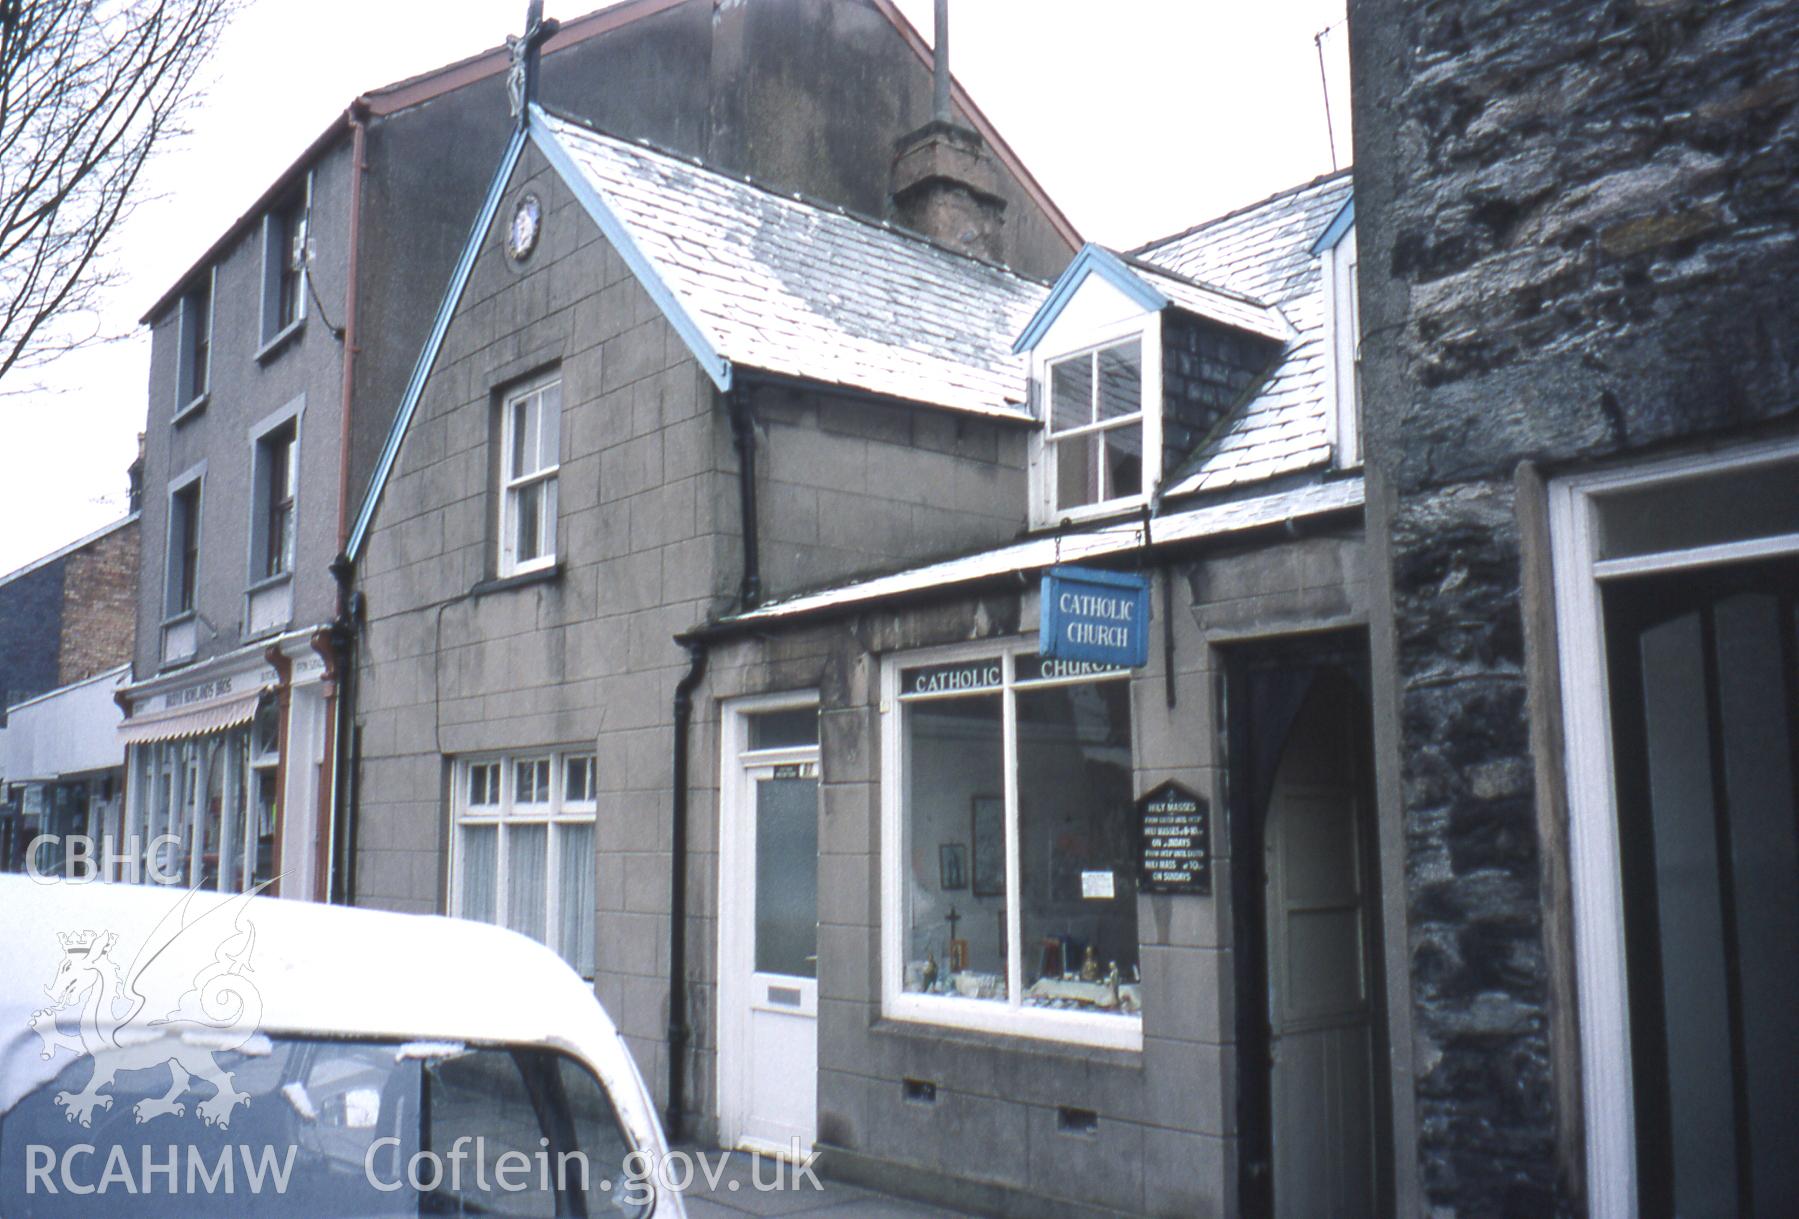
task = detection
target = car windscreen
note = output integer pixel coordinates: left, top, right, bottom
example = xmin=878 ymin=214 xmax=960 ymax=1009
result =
xmin=0 ymin=1033 xmax=653 ymax=1218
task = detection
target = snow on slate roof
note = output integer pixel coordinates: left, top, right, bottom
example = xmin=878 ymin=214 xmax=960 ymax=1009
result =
xmin=1135 ymin=170 xmax=1354 ymax=496
xmin=538 ymin=109 xmax=1049 ymax=420
xmin=1120 ymin=257 xmax=1292 ymax=344
xmin=710 ymin=477 xmax=1363 ymax=630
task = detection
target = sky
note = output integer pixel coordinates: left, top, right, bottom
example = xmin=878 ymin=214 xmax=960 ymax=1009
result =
xmin=0 ymin=0 xmax=1350 ymax=575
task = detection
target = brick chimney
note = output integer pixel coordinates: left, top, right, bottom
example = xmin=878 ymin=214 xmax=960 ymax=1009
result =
xmin=890 ymin=0 xmax=1006 ymax=261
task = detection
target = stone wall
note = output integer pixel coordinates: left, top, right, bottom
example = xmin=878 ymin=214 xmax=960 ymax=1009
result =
xmin=1348 ymin=0 xmax=1799 ymax=1214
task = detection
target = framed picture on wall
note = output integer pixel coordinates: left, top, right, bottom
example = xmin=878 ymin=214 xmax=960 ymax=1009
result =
xmin=939 ymin=843 xmax=967 ymax=890
xmin=971 ymin=795 xmax=1004 ymax=896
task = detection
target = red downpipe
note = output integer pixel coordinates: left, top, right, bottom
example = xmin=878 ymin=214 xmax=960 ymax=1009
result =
xmin=336 ymin=102 xmax=368 ymax=550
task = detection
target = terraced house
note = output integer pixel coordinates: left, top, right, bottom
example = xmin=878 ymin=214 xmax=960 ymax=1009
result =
xmin=113 ymin=0 xmax=1074 ymax=907
xmin=345 ymin=21 xmax=1390 ymax=1204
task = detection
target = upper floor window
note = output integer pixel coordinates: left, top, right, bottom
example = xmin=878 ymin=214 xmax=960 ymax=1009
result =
xmin=175 ymin=273 xmax=212 ymax=415
xmin=161 ymin=472 xmax=203 ymax=665
xmin=260 ymin=186 xmax=308 ymax=350
xmin=252 ymin=419 xmax=297 ymax=581
xmin=166 ymin=479 xmax=201 ymax=618
xmin=1322 ymin=224 xmax=1361 ymax=467
xmin=1045 ymin=336 xmax=1146 ymax=516
xmin=499 ymin=375 xmax=561 ymax=577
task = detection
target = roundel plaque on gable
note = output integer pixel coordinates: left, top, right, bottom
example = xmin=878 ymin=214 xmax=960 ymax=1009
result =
xmin=506 ymin=193 xmax=542 ymax=263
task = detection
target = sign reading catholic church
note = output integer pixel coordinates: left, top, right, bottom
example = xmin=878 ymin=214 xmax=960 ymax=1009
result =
xmin=1039 ymin=566 xmax=1151 ymax=668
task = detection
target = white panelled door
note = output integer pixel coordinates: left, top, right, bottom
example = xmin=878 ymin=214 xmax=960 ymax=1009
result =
xmin=719 ymin=700 xmax=820 ymax=1157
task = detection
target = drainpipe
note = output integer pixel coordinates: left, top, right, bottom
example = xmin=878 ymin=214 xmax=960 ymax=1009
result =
xmin=336 ymin=101 xmax=368 ymax=553
xmin=323 ymin=554 xmax=361 ymax=904
xmin=666 ymin=639 xmax=708 ymax=1140
xmin=727 ymin=386 xmax=761 ymax=610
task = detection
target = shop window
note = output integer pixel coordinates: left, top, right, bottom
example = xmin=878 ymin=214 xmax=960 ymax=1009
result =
xmin=1045 ymin=338 xmax=1145 ymax=515
xmin=123 ymin=722 xmax=276 ymax=894
xmin=498 ymin=375 xmax=561 ymax=577
xmin=453 ymin=750 xmax=595 ymax=977
xmin=885 ymin=646 xmax=1141 ymax=1048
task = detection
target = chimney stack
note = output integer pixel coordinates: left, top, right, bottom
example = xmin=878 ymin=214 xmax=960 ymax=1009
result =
xmin=890 ymin=0 xmax=1007 ymax=262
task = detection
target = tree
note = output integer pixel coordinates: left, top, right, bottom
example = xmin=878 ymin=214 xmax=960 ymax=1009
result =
xmin=0 ymin=0 xmax=233 ymax=386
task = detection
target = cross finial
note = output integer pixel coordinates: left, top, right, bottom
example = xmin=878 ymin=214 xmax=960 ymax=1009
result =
xmin=506 ymin=1 xmax=559 ymax=126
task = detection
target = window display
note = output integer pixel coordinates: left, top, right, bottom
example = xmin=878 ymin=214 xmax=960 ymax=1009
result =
xmin=890 ymin=646 xmax=1141 ymax=1044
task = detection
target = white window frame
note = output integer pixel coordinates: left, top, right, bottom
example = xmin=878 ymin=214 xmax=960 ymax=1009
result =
xmin=449 ymin=749 xmax=597 ymax=976
xmin=498 ymin=374 xmax=561 ymax=577
xmin=1322 ymin=225 xmax=1361 ymax=468
xmin=879 ymin=638 xmax=1143 ymax=1052
xmin=1548 ymin=434 xmax=1799 ymax=1219
xmin=1030 ymin=315 xmax=1162 ymax=528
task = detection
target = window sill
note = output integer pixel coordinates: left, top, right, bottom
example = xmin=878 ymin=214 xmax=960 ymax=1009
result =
xmin=255 ymin=318 xmax=305 ymax=364
xmin=171 ymin=394 xmax=209 ymax=426
xmin=880 ymin=995 xmax=1144 ymax=1054
xmin=1033 ymin=495 xmax=1150 ymax=533
xmin=472 ymin=562 xmax=563 ymax=598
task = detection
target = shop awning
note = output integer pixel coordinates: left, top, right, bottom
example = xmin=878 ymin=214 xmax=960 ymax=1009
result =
xmin=117 ymin=688 xmax=265 ymax=746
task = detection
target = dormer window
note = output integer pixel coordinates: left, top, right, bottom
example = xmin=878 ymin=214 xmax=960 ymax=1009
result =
xmin=1047 ymin=337 xmax=1145 ymax=513
xmin=1312 ymin=197 xmax=1360 ymax=468
xmin=1016 ymin=244 xmax=1287 ymax=528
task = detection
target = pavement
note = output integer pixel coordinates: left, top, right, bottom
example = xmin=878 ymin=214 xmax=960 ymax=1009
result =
xmin=667 ymin=1145 xmax=976 ymax=1218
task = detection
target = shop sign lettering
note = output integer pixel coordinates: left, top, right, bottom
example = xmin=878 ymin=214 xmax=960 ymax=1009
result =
xmin=1039 ymin=566 xmax=1151 ymax=668
xmin=160 ymin=676 xmax=233 ymax=711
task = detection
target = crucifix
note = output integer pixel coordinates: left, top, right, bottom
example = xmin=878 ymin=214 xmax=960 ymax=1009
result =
xmin=506 ymin=1 xmax=561 ymax=125
xmin=945 ymin=904 xmax=967 ymax=972
xmin=945 ymin=904 xmax=961 ymax=942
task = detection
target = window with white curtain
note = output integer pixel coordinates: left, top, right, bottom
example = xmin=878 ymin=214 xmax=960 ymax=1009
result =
xmin=452 ymin=750 xmax=596 ymax=977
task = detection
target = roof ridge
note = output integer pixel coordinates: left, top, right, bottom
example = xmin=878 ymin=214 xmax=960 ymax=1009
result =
xmin=1129 ymin=165 xmax=1354 ymax=257
xmin=537 ymin=104 xmax=1053 ymax=288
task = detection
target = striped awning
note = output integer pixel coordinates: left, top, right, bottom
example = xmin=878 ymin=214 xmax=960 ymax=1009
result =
xmin=117 ymin=688 xmax=265 ymax=746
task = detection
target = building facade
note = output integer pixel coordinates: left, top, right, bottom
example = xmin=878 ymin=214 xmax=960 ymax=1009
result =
xmin=118 ymin=0 xmax=1077 ymax=905
xmin=347 ymin=57 xmax=1398 ymax=1210
xmin=1351 ymin=0 xmax=1799 ymax=1216
xmin=0 ymin=513 xmax=139 ymax=874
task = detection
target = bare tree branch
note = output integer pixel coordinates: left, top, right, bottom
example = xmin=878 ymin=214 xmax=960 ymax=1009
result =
xmin=0 ymin=0 xmax=234 ymax=386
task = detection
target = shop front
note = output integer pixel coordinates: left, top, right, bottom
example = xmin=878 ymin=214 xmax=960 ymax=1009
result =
xmin=116 ymin=632 xmax=330 ymax=897
xmin=0 ymin=664 xmax=129 ymax=875
xmin=691 ymin=499 xmax=1402 ymax=1218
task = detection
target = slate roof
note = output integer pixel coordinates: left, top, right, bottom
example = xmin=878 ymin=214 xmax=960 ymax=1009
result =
xmin=709 ymin=478 xmax=1365 ymax=632
xmin=1134 ymin=169 xmax=1354 ymax=495
xmin=1121 ymin=258 xmax=1291 ymax=345
xmin=539 ymin=109 xmax=1049 ymax=420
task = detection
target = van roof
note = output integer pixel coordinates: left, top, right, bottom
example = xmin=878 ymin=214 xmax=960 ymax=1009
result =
xmin=0 ymin=877 xmax=655 ymax=1153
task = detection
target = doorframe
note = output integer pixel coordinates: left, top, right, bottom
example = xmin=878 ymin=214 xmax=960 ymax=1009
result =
xmin=715 ymin=688 xmax=820 ymax=1150
xmin=1548 ymin=433 xmax=1799 ymax=1219
xmin=1223 ymin=630 xmax=1390 ymax=1219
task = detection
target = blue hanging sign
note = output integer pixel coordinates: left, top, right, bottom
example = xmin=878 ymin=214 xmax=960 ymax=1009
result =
xmin=1039 ymin=565 xmax=1152 ymax=668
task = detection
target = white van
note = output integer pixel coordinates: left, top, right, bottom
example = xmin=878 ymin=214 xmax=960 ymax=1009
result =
xmin=0 ymin=874 xmax=685 ymax=1218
